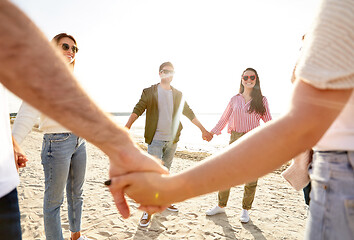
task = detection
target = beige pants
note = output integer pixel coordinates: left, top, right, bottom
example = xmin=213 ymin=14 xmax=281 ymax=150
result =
xmin=217 ymin=131 xmax=258 ymax=210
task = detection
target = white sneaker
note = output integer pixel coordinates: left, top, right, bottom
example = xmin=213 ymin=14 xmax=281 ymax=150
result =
xmin=240 ymin=209 xmax=250 ymax=223
xmin=167 ymin=204 xmax=179 ymax=212
xmin=206 ymin=205 xmax=225 ymax=216
xmin=139 ymin=212 xmax=152 ymax=227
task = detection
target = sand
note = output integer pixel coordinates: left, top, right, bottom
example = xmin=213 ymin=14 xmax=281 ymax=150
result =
xmin=17 ymin=130 xmax=308 ymax=240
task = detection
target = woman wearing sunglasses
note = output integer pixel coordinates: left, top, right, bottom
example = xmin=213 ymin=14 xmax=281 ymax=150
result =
xmin=205 ymin=67 xmax=272 ymax=223
xmin=12 ymin=33 xmax=90 ymax=240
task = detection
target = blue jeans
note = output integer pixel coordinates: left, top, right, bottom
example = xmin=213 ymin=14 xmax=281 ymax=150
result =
xmin=148 ymin=140 xmax=177 ymax=170
xmin=305 ymin=151 xmax=354 ymax=240
xmin=0 ymin=188 xmax=22 ymax=240
xmin=41 ymin=133 xmax=87 ymax=240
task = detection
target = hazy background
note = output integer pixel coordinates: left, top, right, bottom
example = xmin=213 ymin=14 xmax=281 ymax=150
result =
xmin=9 ymin=0 xmax=321 ymax=115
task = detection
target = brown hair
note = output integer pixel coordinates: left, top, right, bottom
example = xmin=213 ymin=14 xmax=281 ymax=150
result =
xmin=159 ymin=62 xmax=174 ymax=72
xmin=239 ymin=68 xmax=266 ymax=115
xmin=51 ymin=33 xmax=78 ymax=67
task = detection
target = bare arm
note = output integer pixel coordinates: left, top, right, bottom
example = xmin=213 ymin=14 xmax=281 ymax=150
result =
xmin=0 ymin=1 xmax=167 ymax=218
xmin=0 ymin=2 xmax=123 ymax=150
xmin=125 ymin=113 xmax=139 ymax=129
xmin=111 ymin=80 xmax=352 ymax=206
xmin=171 ymin=80 xmax=352 ymax=202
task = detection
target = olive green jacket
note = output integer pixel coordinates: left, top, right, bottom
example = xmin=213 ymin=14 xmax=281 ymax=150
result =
xmin=132 ymin=84 xmax=196 ymax=144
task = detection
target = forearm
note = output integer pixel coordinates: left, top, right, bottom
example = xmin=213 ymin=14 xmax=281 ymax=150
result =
xmin=125 ymin=113 xmax=138 ymax=129
xmin=174 ymin=116 xmax=310 ymax=202
xmin=168 ymin=81 xmax=353 ymax=203
xmin=0 ymin=2 xmax=133 ymax=153
xmin=191 ymin=118 xmax=207 ymax=133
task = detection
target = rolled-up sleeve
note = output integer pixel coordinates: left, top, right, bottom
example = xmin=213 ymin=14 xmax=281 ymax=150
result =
xmin=295 ymin=0 xmax=354 ymax=89
xmin=182 ymin=101 xmax=196 ymax=121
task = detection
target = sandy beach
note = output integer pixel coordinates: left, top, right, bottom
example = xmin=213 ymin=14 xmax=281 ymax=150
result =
xmin=17 ymin=130 xmax=308 ymax=240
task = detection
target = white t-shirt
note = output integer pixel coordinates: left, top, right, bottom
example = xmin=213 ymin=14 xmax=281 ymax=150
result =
xmin=0 ymin=84 xmax=19 ymax=198
xmin=153 ymin=84 xmax=174 ymax=141
xmin=296 ymin=0 xmax=354 ymax=151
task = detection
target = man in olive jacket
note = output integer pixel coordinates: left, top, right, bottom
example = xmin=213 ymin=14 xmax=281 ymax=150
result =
xmin=125 ymin=62 xmax=212 ymax=227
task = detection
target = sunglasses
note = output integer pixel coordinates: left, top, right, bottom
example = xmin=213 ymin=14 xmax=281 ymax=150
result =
xmin=61 ymin=43 xmax=79 ymax=53
xmin=242 ymin=75 xmax=256 ymax=81
xmin=160 ymin=69 xmax=175 ymax=74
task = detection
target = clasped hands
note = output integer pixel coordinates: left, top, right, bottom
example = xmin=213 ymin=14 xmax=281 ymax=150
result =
xmin=202 ymin=130 xmax=213 ymax=142
xmin=106 ymin=130 xmax=215 ymax=218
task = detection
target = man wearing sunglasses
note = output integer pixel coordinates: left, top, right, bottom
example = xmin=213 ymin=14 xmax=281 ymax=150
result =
xmin=0 ymin=1 xmax=167 ymax=239
xmin=125 ymin=61 xmax=213 ymax=227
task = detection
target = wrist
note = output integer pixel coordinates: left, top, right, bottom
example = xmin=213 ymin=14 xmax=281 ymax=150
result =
xmin=91 ymin=124 xmax=135 ymax=156
xmin=162 ymin=172 xmax=191 ymax=204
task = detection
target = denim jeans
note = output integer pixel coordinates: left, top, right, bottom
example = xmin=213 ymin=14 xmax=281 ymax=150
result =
xmin=148 ymin=140 xmax=177 ymax=170
xmin=305 ymin=151 xmax=354 ymax=240
xmin=0 ymin=188 xmax=22 ymax=240
xmin=41 ymin=133 xmax=87 ymax=240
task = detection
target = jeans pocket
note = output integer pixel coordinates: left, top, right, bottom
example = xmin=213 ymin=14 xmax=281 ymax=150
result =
xmin=344 ymin=199 xmax=354 ymax=237
xmin=48 ymin=133 xmax=71 ymax=142
xmin=311 ymin=180 xmax=328 ymax=204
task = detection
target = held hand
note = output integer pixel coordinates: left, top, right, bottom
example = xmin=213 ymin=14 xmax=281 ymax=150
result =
xmin=107 ymin=171 xmax=174 ymax=213
xmin=12 ymin=138 xmax=29 ymax=171
xmin=15 ymin=151 xmax=29 ymax=171
xmin=107 ymin=143 xmax=168 ymax=218
xmin=202 ymin=131 xmax=213 ymax=142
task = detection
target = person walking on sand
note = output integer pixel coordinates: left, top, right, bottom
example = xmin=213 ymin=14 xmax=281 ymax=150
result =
xmin=205 ymin=68 xmax=272 ymax=223
xmin=125 ymin=61 xmax=213 ymax=227
xmin=12 ymin=33 xmax=90 ymax=240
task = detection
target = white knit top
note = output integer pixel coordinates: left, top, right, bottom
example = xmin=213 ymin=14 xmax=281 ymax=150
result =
xmin=12 ymin=101 xmax=69 ymax=144
xmin=295 ymin=0 xmax=354 ymax=151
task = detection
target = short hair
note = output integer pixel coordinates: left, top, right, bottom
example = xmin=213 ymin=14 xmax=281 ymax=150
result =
xmin=159 ymin=62 xmax=174 ymax=72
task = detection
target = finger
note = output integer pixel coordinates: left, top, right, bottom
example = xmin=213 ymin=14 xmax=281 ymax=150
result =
xmin=107 ymin=176 xmax=134 ymax=218
xmin=111 ymin=187 xmax=130 ymax=219
xmin=108 ymin=175 xmax=132 ymax=191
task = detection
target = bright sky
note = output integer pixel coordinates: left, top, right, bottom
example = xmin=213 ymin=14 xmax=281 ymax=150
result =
xmin=9 ymin=0 xmax=321 ymax=114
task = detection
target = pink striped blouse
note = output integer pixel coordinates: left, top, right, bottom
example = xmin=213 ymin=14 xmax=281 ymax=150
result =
xmin=211 ymin=94 xmax=272 ymax=135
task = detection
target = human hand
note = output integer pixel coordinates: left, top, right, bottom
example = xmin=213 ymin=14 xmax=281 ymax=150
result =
xmin=14 ymin=151 xmax=29 ymax=171
xmin=106 ymin=143 xmax=169 ymax=218
xmin=12 ymin=138 xmax=29 ymax=171
xmin=202 ymin=131 xmax=213 ymax=142
xmin=107 ymin=171 xmax=176 ymax=214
